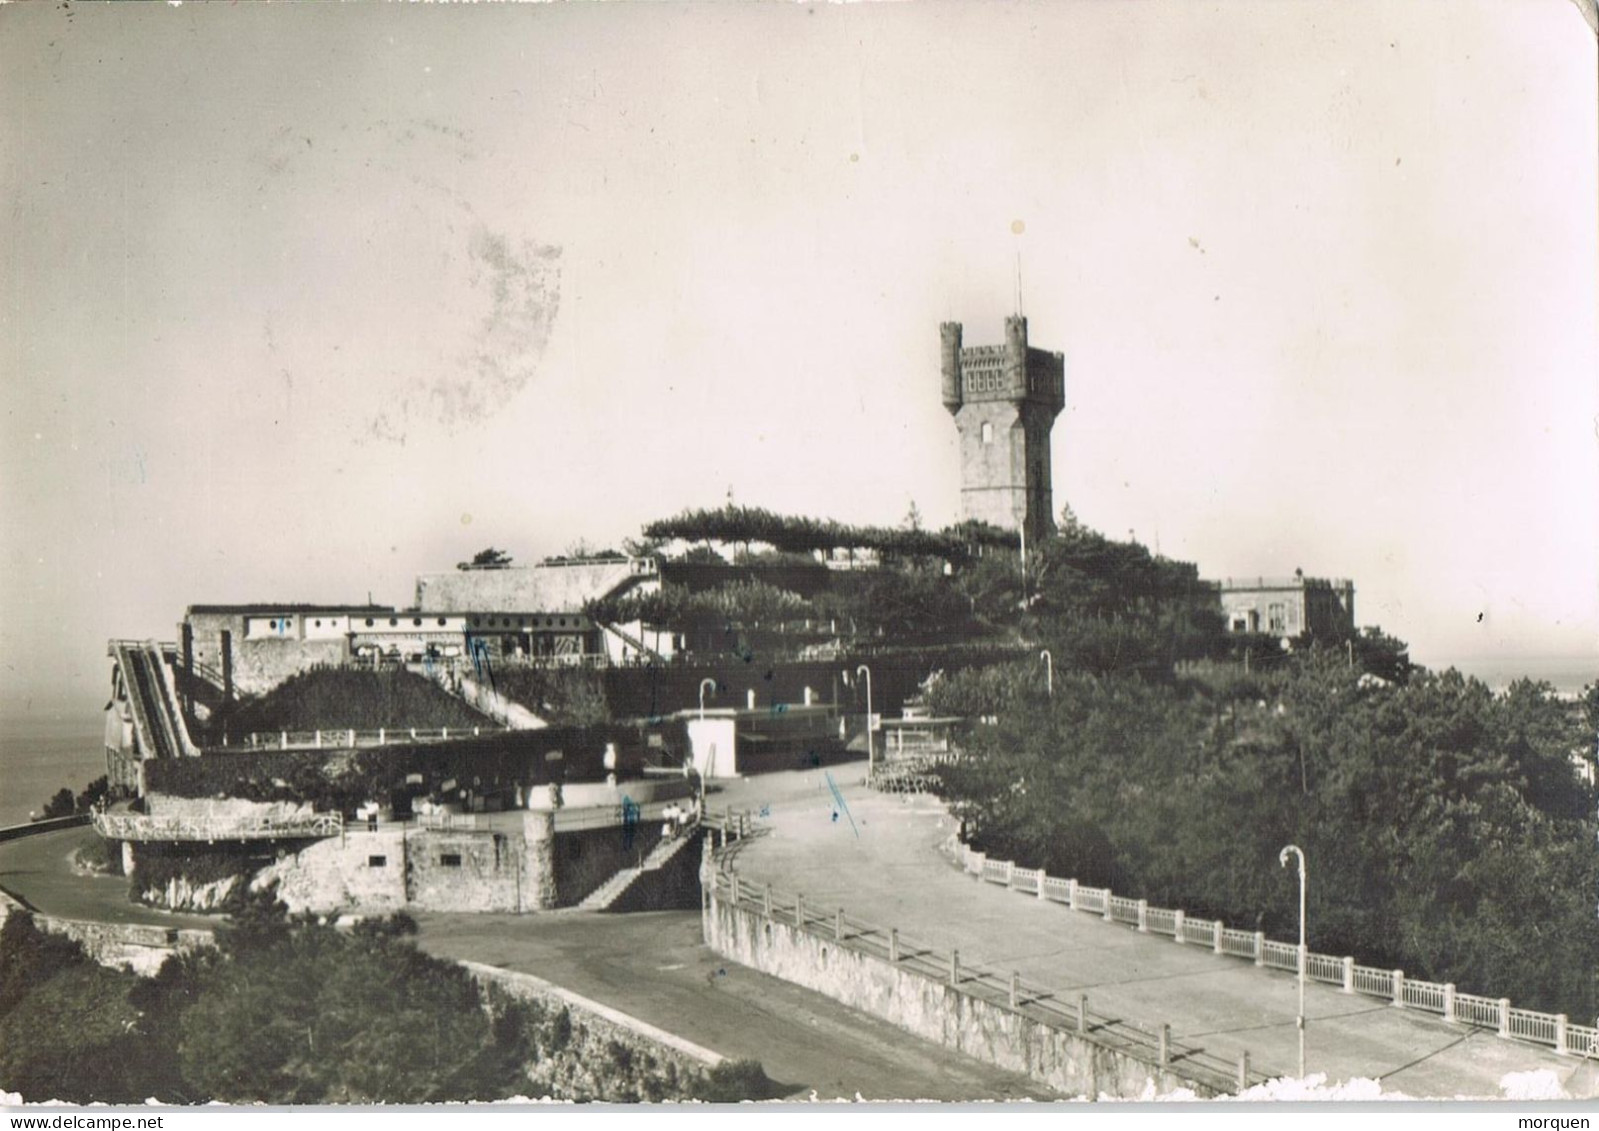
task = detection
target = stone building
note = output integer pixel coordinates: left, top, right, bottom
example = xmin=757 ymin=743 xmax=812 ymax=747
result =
xmin=1216 ymin=571 xmax=1356 ymax=639
xmin=941 ymin=315 xmax=1065 ymax=545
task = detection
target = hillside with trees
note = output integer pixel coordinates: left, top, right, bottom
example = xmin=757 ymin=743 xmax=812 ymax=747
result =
xmin=924 ymin=641 xmax=1598 ymax=1019
xmin=0 ymin=895 xmax=773 ymax=1103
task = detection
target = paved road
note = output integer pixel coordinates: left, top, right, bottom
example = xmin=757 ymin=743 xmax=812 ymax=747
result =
xmin=0 ymin=826 xmax=218 ymax=929
xmin=415 ymin=907 xmax=1050 ymax=1101
xmin=710 ymin=767 xmax=1599 ymax=1101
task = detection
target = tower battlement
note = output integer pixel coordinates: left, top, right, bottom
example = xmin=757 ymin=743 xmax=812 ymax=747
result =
xmin=940 ymin=316 xmax=1065 ymax=543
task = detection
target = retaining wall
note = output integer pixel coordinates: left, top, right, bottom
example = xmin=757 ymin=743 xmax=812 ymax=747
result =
xmin=0 ymin=890 xmax=213 ymax=977
xmin=703 ymin=882 xmax=1215 ymax=1100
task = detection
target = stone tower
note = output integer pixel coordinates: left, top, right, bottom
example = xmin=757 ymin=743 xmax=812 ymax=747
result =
xmin=941 ymin=316 xmax=1065 ymax=545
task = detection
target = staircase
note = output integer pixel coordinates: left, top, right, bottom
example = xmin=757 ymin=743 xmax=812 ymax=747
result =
xmin=112 ymin=641 xmax=200 ymax=760
xmin=578 ymin=828 xmax=703 ymax=911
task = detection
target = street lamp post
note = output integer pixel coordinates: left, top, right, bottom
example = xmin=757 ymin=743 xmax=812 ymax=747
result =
xmin=856 ymin=664 xmax=873 ymax=785
xmin=1040 ymin=649 xmax=1053 ymax=698
xmin=1279 ymin=844 xmax=1307 ymax=1079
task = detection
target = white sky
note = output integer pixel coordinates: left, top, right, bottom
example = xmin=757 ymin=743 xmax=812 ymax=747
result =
xmin=2 ymin=0 xmax=1596 ymax=714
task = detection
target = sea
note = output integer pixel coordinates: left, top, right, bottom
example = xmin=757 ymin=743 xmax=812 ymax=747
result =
xmin=0 ymin=708 xmax=107 ymax=830
xmin=0 ymin=654 xmax=1592 ymax=830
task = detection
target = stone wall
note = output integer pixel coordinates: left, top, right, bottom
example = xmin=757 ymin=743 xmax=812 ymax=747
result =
xmin=145 ymin=792 xmax=316 ymax=823
xmin=233 ymin=638 xmax=348 ymax=696
xmin=703 ymin=884 xmax=1216 ymax=1100
xmin=460 ymin=960 xmax=730 ymax=1101
xmin=255 ymin=829 xmax=409 ymax=912
xmin=404 ymin=829 xmax=527 ymax=913
xmin=0 ymin=890 xmax=213 ymax=977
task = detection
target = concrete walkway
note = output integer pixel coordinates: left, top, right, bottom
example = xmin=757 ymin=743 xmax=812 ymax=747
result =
xmin=711 ymin=767 xmax=1598 ymax=1101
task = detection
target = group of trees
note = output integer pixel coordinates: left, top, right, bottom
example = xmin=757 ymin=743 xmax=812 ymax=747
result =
xmin=641 ymin=503 xmax=1016 ymax=564
xmin=926 ymin=654 xmax=1599 ymax=1018
xmin=0 ymin=892 xmax=773 ymax=1104
xmin=36 ymin=775 xmax=110 ymax=821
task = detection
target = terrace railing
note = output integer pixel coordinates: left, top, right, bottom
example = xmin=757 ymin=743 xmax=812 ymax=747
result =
xmin=213 ymin=726 xmax=502 ymax=752
xmin=955 ymin=842 xmax=1595 ymax=1061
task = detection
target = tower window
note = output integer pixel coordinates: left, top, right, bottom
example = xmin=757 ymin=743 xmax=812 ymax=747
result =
xmin=981 ymin=421 xmax=994 ymax=444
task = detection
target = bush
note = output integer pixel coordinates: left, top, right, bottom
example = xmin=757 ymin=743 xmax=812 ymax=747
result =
xmin=223 ymin=668 xmax=492 ymax=736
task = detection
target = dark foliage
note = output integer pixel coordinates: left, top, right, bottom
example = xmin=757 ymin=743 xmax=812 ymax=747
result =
xmin=222 ymin=668 xmax=491 ymax=736
xmin=933 ymin=654 xmax=1599 ymax=1017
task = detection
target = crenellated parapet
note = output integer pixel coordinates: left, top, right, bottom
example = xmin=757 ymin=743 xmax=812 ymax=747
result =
xmin=940 ymin=315 xmax=1066 ymax=544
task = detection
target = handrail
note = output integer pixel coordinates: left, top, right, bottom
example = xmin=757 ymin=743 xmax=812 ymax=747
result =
xmin=704 ymin=864 xmax=1261 ymax=1095
xmin=957 ymin=842 xmax=1595 ymax=1061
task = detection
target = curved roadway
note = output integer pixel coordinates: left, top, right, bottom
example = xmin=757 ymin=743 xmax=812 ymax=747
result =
xmin=709 ymin=767 xmax=1598 ymax=1100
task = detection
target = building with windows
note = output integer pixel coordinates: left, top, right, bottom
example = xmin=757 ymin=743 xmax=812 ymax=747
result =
xmin=1216 ymin=572 xmax=1355 ymax=639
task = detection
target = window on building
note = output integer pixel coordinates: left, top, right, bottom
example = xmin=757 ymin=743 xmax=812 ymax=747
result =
xmin=981 ymin=421 xmax=994 ymax=444
xmin=1268 ymin=603 xmax=1287 ymax=634
xmin=368 ymin=855 xmax=387 ymax=868
xmin=440 ymin=853 xmax=462 ymax=867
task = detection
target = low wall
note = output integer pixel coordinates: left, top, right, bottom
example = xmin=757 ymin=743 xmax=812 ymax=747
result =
xmin=461 ymin=961 xmax=737 ymax=1102
xmin=702 ymin=871 xmax=1224 ymax=1099
xmin=0 ymin=890 xmax=213 ymax=977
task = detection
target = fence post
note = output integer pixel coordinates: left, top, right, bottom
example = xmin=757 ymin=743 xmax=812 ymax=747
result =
xmin=410 ymin=728 xmax=416 ymax=739
xmin=1037 ymin=868 xmax=1048 ymax=899
xmin=348 ymin=728 xmax=356 ymax=747
xmin=474 ymin=727 xmax=480 ymax=737
xmin=1102 ymin=891 xmax=1114 ymax=923
xmin=1004 ymin=860 xmax=1015 ymax=886
xmin=1174 ymin=910 xmax=1185 ymax=944
xmin=1342 ymin=956 xmax=1355 ymax=993
xmin=442 ymin=727 xmax=449 ymax=739
xmin=1254 ymin=931 xmax=1265 ymax=967
xmin=379 ymin=727 xmax=385 ymax=744
xmin=1214 ymin=920 xmax=1225 ymax=956
xmin=1158 ymin=1024 xmax=1170 ymax=1067
xmin=949 ymin=950 xmax=960 ymax=987
xmin=1076 ymin=993 xmax=1087 ymax=1034
xmin=1010 ymin=972 xmax=1020 ymax=1010
xmin=1068 ymin=878 xmax=1079 ymax=910
xmin=1556 ymin=1015 xmax=1569 ymax=1055
xmin=1443 ymin=984 xmax=1456 ymax=1024
xmin=889 ymin=928 xmax=899 ymax=963
xmin=836 ymin=909 xmax=845 ymax=942
xmin=315 ymin=730 xmax=322 ymax=748
xmin=1498 ymin=999 xmax=1512 ymax=1039
xmin=1237 ymin=1052 xmax=1250 ymax=1094
xmin=972 ymin=851 xmax=986 ymax=877
xmin=1392 ymin=970 xmax=1405 ymax=1008
xmin=280 ymin=731 xmax=288 ymax=749
xmin=1137 ymin=900 xmax=1148 ymax=932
